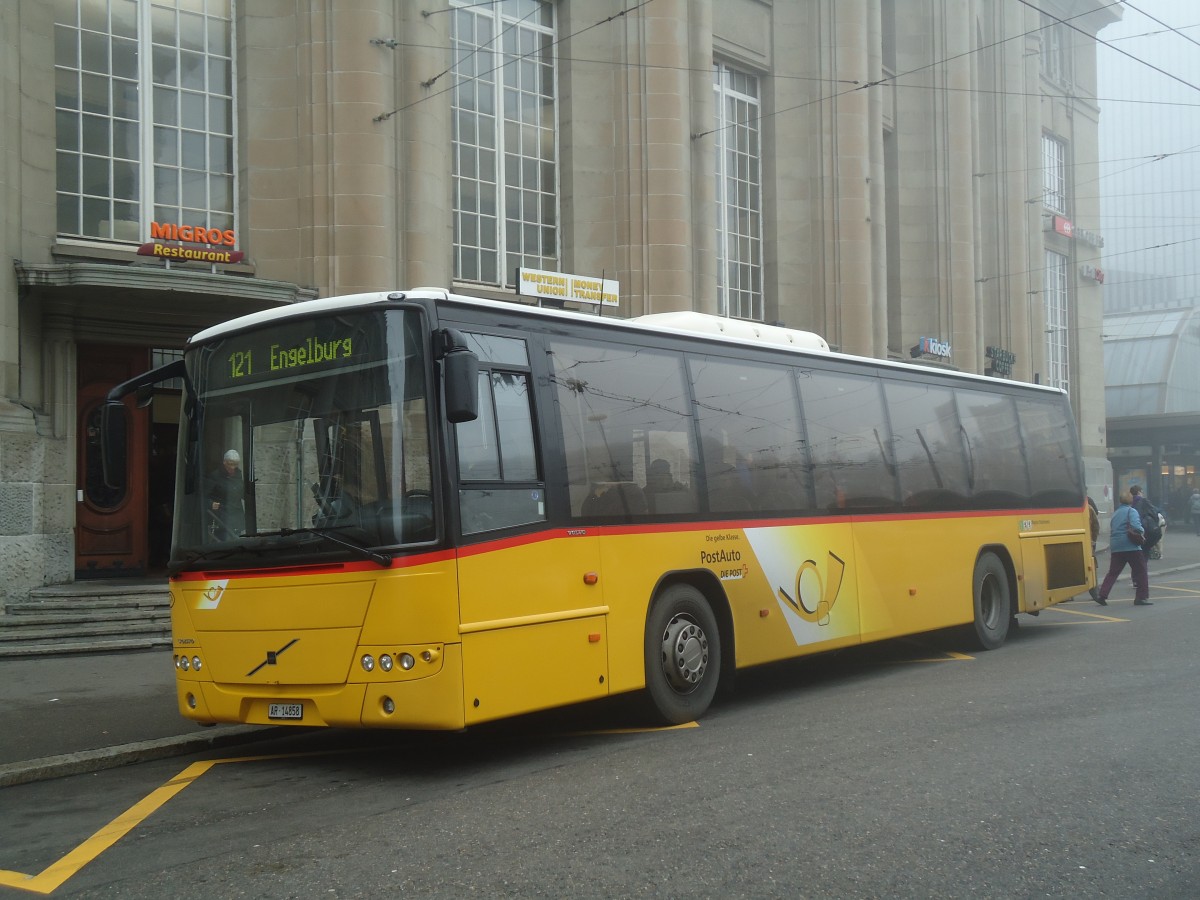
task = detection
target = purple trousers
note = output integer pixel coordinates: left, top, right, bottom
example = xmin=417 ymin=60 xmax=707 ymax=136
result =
xmin=1098 ymin=550 xmax=1149 ymax=602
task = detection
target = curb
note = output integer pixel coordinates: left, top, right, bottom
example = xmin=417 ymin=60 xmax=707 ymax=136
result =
xmin=0 ymin=725 xmax=280 ymax=788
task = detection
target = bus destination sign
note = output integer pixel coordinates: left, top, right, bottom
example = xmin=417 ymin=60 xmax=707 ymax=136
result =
xmin=206 ymin=314 xmax=384 ymax=390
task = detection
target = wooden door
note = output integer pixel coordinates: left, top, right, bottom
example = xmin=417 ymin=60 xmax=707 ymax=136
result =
xmin=75 ymin=345 xmax=150 ymax=578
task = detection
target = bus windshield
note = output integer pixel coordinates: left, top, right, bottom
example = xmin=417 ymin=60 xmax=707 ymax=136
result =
xmin=171 ymin=307 xmax=435 ymax=569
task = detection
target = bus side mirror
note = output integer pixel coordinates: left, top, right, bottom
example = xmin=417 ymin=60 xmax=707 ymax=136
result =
xmin=100 ymin=398 xmax=128 ymax=491
xmin=100 ymin=358 xmax=187 ymax=490
xmin=438 ymin=329 xmax=479 ymax=424
xmin=443 ymin=349 xmax=479 ymax=423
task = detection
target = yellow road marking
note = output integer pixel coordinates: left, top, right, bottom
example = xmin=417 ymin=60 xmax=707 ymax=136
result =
xmin=565 ymin=722 xmax=700 ymax=737
xmin=1045 ymin=606 xmax=1128 ymax=623
xmin=0 ymin=748 xmax=363 ymax=895
xmin=0 ymin=723 xmax=694 ymax=895
xmin=1153 ymin=584 xmax=1200 ymax=597
xmin=0 ymin=760 xmax=216 ymax=895
xmin=892 ymin=639 xmax=973 ymax=663
xmin=899 ymin=649 xmax=973 ymax=663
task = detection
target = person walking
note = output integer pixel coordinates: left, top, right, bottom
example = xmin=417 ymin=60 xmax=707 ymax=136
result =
xmin=1130 ymin=484 xmax=1164 ymax=560
xmin=1095 ymin=490 xmax=1151 ymax=607
xmin=1191 ymin=489 xmax=1200 ymax=536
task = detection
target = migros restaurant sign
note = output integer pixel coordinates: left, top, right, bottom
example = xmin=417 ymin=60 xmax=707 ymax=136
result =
xmin=137 ymin=221 xmax=244 ymax=264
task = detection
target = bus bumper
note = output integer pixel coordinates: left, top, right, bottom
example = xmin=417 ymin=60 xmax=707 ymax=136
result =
xmin=176 ymin=644 xmax=466 ymax=731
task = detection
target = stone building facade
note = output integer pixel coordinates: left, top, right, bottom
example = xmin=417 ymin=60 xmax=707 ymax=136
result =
xmin=1 ymin=0 xmax=1118 ymax=597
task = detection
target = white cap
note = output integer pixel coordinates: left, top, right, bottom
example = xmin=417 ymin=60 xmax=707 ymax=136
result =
xmin=223 ymin=449 xmax=241 ymax=463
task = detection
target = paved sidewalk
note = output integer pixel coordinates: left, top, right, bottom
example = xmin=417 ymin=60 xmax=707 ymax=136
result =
xmin=4 ymin=528 xmax=1200 ymax=787
xmin=0 ymin=650 xmax=274 ymax=786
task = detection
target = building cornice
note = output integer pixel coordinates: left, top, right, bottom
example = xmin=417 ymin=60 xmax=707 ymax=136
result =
xmin=14 ymin=261 xmax=317 ymax=305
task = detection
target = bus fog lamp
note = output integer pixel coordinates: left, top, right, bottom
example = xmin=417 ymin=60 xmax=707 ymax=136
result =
xmin=382 ymin=697 xmax=395 ymax=714
xmin=186 ymin=693 xmax=197 ymax=709
xmin=361 ymin=654 xmax=375 ymax=672
xmin=399 ymin=653 xmax=415 ymax=670
xmin=379 ymin=654 xmax=393 ymax=672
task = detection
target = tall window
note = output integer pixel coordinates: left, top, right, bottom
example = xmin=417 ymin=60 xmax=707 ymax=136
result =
xmin=1044 ymin=250 xmax=1070 ymax=392
xmin=54 ymin=0 xmax=235 ymax=242
xmin=1040 ymin=14 xmax=1072 ymax=87
xmin=1042 ymin=134 xmax=1067 ymax=214
xmin=713 ymin=63 xmax=763 ymax=321
xmin=451 ymin=0 xmax=556 ymax=287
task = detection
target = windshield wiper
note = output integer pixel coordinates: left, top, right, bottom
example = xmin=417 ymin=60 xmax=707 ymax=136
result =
xmin=251 ymin=526 xmax=392 ymax=567
xmin=181 ymin=542 xmax=259 ymax=564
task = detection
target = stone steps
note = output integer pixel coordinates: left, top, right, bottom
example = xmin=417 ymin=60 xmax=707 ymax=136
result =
xmin=0 ymin=581 xmax=171 ymax=659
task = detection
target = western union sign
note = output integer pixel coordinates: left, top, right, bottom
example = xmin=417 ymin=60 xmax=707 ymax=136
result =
xmin=516 ymin=267 xmax=619 ymax=307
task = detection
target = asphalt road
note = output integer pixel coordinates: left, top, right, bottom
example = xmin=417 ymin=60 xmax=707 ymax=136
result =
xmin=2 ymin=571 xmax=1198 ymax=898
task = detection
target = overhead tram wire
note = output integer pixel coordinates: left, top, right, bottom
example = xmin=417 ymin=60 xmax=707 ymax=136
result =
xmin=1119 ymin=2 xmax=1200 ymax=51
xmin=369 ymin=0 xmax=1197 ymax=298
xmin=691 ymin=1 xmax=1121 ymax=142
xmin=1013 ymin=0 xmax=1200 ymax=96
xmin=373 ymin=0 xmax=659 ymax=124
xmin=418 ymin=2 xmax=541 ymax=90
xmin=371 ymin=5 xmax=1200 ymax=131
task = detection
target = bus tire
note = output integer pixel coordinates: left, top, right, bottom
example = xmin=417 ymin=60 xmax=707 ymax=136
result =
xmin=644 ymin=584 xmax=722 ymax=725
xmin=968 ymin=552 xmax=1011 ymax=651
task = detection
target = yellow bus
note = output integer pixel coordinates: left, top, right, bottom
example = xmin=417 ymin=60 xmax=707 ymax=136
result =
xmin=106 ymin=288 xmax=1095 ymax=729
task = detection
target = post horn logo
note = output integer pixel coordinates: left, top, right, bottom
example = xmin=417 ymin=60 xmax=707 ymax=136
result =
xmin=777 ymin=551 xmax=846 ymax=626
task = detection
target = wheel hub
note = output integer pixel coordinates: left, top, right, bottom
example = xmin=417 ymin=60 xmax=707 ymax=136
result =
xmin=661 ymin=614 xmax=709 ymax=692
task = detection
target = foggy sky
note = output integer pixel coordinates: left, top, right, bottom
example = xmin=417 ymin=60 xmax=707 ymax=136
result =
xmin=1097 ymin=0 xmax=1200 ymax=305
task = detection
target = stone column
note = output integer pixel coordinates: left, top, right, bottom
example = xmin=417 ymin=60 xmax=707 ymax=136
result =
xmin=943 ymin=0 xmax=978 ymax=374
xmin=633 ymin=0 xmax=696 ymax=314
xmin=688 ymin=0 xmax=717 ymax=316
xmin=396 ymin=0 xmax=451 ymax=289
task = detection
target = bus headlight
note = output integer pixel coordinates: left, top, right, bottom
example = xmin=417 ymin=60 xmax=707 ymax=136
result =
xmin=398 ymin=653 xmax=415 ymax=670
xmin=361 ymin=654 xmax=375 ymax=672
xmin=379 ymin=654 xmax=394 ymax=672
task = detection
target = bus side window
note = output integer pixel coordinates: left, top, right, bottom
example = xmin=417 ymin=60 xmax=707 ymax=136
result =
xmin=956 ymin=389 xmax=1030 ymax=508
xmin=798 ymin=369 xmax=899 ymax=512
xmin=884 ymin=380 xmax=971 ymax=511
xmin=1017 ymin=396 xmax=1084 ymax=507
xmin=549 ymin=341 xmax=695 ymax=519
xmin=689 ymin=354 xmax=811 ymax=515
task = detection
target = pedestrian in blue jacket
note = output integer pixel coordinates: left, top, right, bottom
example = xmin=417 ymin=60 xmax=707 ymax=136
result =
xmin=1095 ymin=491 xmax=1151 ymax=606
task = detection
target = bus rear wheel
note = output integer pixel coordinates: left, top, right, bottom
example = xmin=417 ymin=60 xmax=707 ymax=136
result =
xmin=968 ymin=552 xmax=1011 ymax=650
xmin=644 ymin=584 xmax=721 ymax=725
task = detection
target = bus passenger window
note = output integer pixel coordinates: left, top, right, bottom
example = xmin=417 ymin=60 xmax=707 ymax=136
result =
xmin=549 ymin=340 xmax=693 ymax=519
xmin=1017 ymin=396 xmax=1084 ymax=506
xmin=884 ymin=380 xmax=970 ymax=510
xmin=798 ymin=370 xmax=899 ymax=512
xmin=689 ymin=354 xmax=812 ymax=515
xmin=956 ymin=389 xmax=1030 ymax=507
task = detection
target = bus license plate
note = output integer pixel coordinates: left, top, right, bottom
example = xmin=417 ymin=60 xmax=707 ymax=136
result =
xmin=268 ymin=703 xmax=303 ymax=720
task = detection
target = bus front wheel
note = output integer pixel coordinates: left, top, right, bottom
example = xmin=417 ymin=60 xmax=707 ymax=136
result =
xmin=968 ymin=552 xmax=1011 ymax=651
xmin=644 ymin=584 xmax=721 ymax=725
